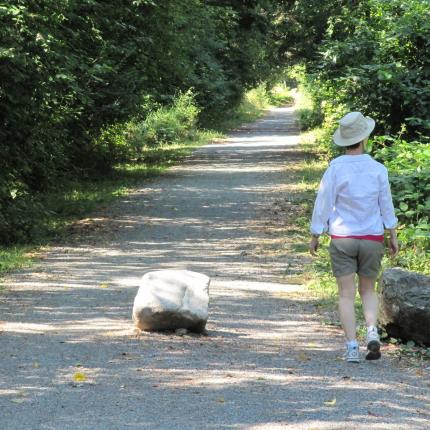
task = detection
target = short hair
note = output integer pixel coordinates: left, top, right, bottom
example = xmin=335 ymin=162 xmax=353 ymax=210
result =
xmin=344 ymin=140 xmax=362 ymax=150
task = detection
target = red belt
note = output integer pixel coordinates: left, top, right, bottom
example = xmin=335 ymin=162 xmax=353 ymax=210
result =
xmin=330 ymin=234 xmax=384 ymax=243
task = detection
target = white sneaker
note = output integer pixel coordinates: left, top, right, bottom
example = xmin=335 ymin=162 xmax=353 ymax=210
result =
xmin=366 ymin=327 xmax=381 ymax=360
xmin=345 ymin=344 xmax=360 ymax=363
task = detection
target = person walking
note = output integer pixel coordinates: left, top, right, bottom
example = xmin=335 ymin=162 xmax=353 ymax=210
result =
xmin=309 ymin=112 xmax=399 ymax=363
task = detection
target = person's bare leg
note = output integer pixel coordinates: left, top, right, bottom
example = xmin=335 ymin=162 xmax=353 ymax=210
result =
xmin=336 ymin=273 xmax=357 ymax=341
xmin=358 ymin=276 xmax=378 ymax=327
xmin=358 ymin=275 xmax=381 ymax=359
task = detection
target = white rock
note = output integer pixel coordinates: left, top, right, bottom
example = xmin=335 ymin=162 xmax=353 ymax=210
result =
xmin=132 ymin=270 xmax=210 ymax=332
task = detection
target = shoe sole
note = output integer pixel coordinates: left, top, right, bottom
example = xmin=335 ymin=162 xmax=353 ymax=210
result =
xmin=366 ymin=340 xmax=381 ymax=360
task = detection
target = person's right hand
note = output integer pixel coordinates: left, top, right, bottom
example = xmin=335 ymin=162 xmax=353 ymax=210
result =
xmin=389 ymin=235 xmax=399 ymax=257
xmin=309 ymin=237 xmax=319 ymax=256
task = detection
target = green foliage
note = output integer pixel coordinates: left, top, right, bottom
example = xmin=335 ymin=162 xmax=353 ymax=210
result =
xmin=298 ymin=106 xmax=324 ymax=132
xmin=372 ymin=136 xmax=430 ymax=258
xmin=292 ymin=71 xmax=323 ymax=131
xmin=293 ymin=78 xmax=339 ymax=160
xmin=129 ymin=91 xmax=199 ymax=154
xmin=267 ymin=84 xmax=294 ymax=107
xmin=0 ymin=246 xmax=35 ymax=278
xmin=271 ymin=0 xmax=344 ymax=64
xmin=303 ymin=0 xmax=430 ymax=138
xmin=373 ymin=138 xmax=429 ymax=224
xmin=210 ymin=84 xmax=293 ymax=132
xmin=0 ymin=193 xmax=46 ymax=244
xmin=0 ymin=0 xmax=282 ymax=244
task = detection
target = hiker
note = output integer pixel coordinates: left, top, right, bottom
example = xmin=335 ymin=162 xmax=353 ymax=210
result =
xmin=309 ymin=111 xmax=399 ymax=363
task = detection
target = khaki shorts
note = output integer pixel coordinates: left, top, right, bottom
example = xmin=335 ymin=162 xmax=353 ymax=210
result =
xmin=329 ymin=238 xmax=385 ymax=278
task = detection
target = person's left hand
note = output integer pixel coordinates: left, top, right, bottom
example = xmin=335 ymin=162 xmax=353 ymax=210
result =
xmin=309 ymin=237 xmax=319 ymax=256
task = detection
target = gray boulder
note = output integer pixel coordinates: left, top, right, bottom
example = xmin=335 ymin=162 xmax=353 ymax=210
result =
xmin=379 ymin=268 xmax=430 ymax=345
xmin=132 ymin=270 xmax=210 ymax=333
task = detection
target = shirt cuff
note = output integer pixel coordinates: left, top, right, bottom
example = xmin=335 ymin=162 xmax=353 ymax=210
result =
xmin=384 ymin=222 xmax=398 ymax=229
xmin=310 ymin=226 xmax=325 ymax=236
xmin=383 ymin=217 xmax=398 ymax=230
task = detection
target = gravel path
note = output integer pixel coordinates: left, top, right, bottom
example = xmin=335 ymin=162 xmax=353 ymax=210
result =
xmin=1 ymin=106 xmax=429 ymax=429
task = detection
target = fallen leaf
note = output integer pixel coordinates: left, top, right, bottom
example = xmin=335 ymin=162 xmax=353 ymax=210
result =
xmin=99 ymin=283 xmax=109 ymax=289
xmin=73 ymin=372 xmax=87 ymax=382
xmin=10 ymin=399 xmax=25 ymax=404
xmin=324 ymin=398 xmax=336 ymax=407
xmin=216 ymin=397 xmax=226 ymax=403
xmin=298 ymin=352 xmax=310 ymax=362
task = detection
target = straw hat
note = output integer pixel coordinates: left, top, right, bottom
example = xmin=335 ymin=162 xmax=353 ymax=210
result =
xmin=333 ymin=112 xmax=375 ymax=147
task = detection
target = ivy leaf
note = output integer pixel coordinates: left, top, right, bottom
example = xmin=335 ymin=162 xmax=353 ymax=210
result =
xmin=399 ymin=202 xmax=408 ymax=211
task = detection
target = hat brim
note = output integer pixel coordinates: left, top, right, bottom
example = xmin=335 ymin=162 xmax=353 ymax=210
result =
xmin=333 ymin=117 xmax=375 ymax=147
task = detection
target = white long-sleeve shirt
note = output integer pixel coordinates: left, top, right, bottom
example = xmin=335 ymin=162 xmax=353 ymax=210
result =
xmin=310 ymin=154 xmax=398 ymax=236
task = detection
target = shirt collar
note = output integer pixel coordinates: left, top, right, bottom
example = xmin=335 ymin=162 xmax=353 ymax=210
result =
xmin=330 ymin=154 xmax=372 ymax=165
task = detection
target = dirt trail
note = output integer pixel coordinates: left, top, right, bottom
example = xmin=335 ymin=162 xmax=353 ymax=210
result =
xmin=1 ymin=106 xmax=429 ymax=429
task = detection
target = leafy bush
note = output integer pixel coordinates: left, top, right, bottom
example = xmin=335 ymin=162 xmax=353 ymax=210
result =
xmin=372 ymin=137 xmax=430 ymax=249
xmin=129 ymin=91 xmax=199 ymax=156
xmin=244 ymin=86 xmax=271 ymax=111
xmin=267 ymin=84 xmax=294 ymax=106
xmin=0 ymin=192 xmax=45 ymax=245
xmin=298 ymin=107 xmax=324 ymax=132
xmin=304 ymin=0 xmax=430 ymax=138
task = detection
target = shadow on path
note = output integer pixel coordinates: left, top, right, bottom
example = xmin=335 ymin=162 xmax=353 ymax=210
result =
xmin=1 ymin=107 xmax=429 ymax=429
